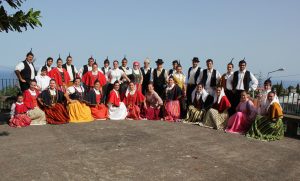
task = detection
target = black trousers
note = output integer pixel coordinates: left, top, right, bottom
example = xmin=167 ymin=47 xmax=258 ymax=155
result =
xmin=232 ymin=90 xmax=244 ymax=115
xmin=186 ymin=84 xmax=197 ymax=106
xmin=19 ymin=79 xmax=32 ymax=92
xmin=225 ymin=89 xmax=235 ymax=116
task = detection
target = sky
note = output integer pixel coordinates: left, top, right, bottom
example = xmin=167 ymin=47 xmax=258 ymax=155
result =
xmin=0 ymin=0 xmax=300 ymax=82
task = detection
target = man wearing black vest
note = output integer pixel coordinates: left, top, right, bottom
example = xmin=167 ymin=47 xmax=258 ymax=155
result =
xmin=101 ymin=57 xmax=111 ymax=103
xmin=140 ymin=58 xmax=153 ymax=95
xmin=119 ymin=56 xmax=133 ymax=96
xmin=62 ymin=53 xmax=78 ymax=86
xmin=79 ymin=56 xmax=95 ymax=78
xmin=197 ymin=59 xmax=221 ymax=96
xmin=168 ymin=60 xmax=179 ymax=76
xmin=15 ymin=49 xmax=37 ymax=92
xmin=152 ymin=59 xmax=168 ymax=100
xmin=228 ymin=59 xmax=258 ymax=113
xmin=186 ymin=57 xmax=202 ymax=106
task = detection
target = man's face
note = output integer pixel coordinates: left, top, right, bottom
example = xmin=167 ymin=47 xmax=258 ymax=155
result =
xmin=267 ymin=93 xmax=275 ymax=102
xmin=227 ymin=64 xmax=233 ymax=72
xmin=239 ymin=63 xmax=246 ymax=71
xmin=67 ymin=58 xmax=72 ymax=65
xmin=122 ymin=60 xmax=127 ymax=67
xmin=157 ymin=64 xmax=163 ymax=69
xmin=144 ymin=62 xmax=150 ymax=68
xmin=207 ymin=61 xmax=213 ymax=69
xmin=193 ymin=61 xmax=198 ymax=67
xmin=104 ymin=62 xmax=109 ymax=67
xmin=27 ymin=55 xmax=34 ymax=62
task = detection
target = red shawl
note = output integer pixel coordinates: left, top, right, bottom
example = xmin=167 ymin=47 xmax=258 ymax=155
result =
xmin=213 ymin=96 xmax=231 ymax=113
xmin=108 ymin=90 xmax=121 ymax=107
xmin=23 ymin=89 xmax=40 ymax=109
xmin=82 ymin=71 xmax=106 ymax=87
xmin=48 ymin=68 xmax=70 ymax=86
xmin=123 ymin=90 xmax=145 ymax=106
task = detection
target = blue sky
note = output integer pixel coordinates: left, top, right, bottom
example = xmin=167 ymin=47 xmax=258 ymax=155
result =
xmin=0 ymin=0 xmax=299 ymax=81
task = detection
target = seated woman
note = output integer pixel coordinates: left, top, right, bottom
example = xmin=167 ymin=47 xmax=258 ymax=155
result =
xmin=38 ymin=79 xmax=69 ymax=124
xmin=184 ymin=84 xmax=213 ymax=124
xmin=123 ymin=82 xmax=145 ymax=120
xmin=9 ymin=93 xmax=31 ymax=128
xmin=164 ymin=76 xmax=182 ymax=122
xmin=225 ymin=91 xmax=257 ymax=134
xmin=65 ymin=77 xmax=94 ymax=123
xmin=201 ymin=86 xmax=231 ymax=130
xmin=143 ymin=82 xmax=163 ymax=120
xmin=82 ymin=62 xmax=106 ymax=92
xmin=246 ymin=91 xmax=284 ymax=141
xmin=107 ymin=81 xmax=128 ymax=120
xmin=84 ymin=80 xmax=108 ymax=120
xmin=23 ymin=80 xmax=47 ymax=125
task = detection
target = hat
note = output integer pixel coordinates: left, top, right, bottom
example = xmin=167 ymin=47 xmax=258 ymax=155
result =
xmin=192 ymin=57 xmax=199 ymax=62
xmin=67 ymin=52 xmax=72 ymax=59
xmin=264 ymin=77 xmax=272 ymax=85
xmin=57 ymin=54 xmax=62 ymax=61
xmin=26 ymin=48 xmax=34 ymax=57
xmin=155 ymin=59 xmax=164 ymax=64
xmin=122 ymin=55 xmax=127 ymax=61
xmin=104 ymin=56 xmax=110 ymax=64
xmin=172 ymin=60 xmax=179 ymax=65
xmin=133 ymin=61 xmax=140 ymax=66
xmin=228 ymin=58 xmax=234 ymax=65
xmin=144 ymin=57 xmax=150 ymax=63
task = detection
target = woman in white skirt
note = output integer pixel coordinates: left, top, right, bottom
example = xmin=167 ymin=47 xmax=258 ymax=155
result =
xmin=107 ymin=81 xmax=128 ymax=120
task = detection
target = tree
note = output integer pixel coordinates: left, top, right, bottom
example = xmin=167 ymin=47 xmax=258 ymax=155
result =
xmin=273 ymin=81 xmax=284 ymax=96
xmin=0 ymin=0 xmax=42 ymax=32
xmin=296 ymin=83 xmax=300 ymax=94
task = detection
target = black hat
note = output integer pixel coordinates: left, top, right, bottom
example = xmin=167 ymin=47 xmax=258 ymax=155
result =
xmin=172 ymin=60 xmax=179 ymax=65
xmin=67 ymin=52 xmax=72 ymax=59
xmin=26 ymin=48 xmax=34 ymax=57
xmin=104 ymin=56 xmax=110 ymax=64
xmin=89 ymin=55 xmax=94 ymax=60
xmin=264 ymin=77 xmax=272 ymax=85
xmin=122 ymin=55 xmax=127 ymax=61
xmin=57 ymin=54 xmax=62 ymax=61
xmin=228 ymin=58 xmax=234 ymax=65
xmin=155 ymin=59 xmax=164 ymax=64
xmin=192 ymin=57 xmax=199 ymax=62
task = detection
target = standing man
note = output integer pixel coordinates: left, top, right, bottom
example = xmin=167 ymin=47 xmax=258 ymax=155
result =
xmin=186 ymin=57 xmax=201 ymax=106
xmin=37 ymin=57 xmax=53 ymax=75
xmin=119 ymin=56 xmax=132 ymax=95
xmin=168 ymin=60 xmax=179 ymax=76
xmin=62 ymin=53 xmax=78 ymax=87
xmin=220 ymin=59 xmax=235 ymax=116
xmin=197 ymin=59 xmax=221 ymax=96
xmin=141 ymin=58 xmax=153 ymax=95
xmin=152 ymin=59 xmax=168 ymax=100
xmin=15 ymin=49 xmax=37 ymax=92
xmin=78 ymin=56 xmax=95 ymax=78
xmin=101 ymin=57 xmax=111 ymax=103
xmin=228 ymin=59 xmax=258 ymax=113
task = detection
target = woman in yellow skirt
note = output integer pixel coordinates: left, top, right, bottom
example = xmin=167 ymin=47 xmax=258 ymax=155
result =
xmin=65 ymin=77 xmax=94 ymax=123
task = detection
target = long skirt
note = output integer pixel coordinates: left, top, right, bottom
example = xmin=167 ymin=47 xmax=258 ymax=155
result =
xmin=127 ymin=104 xmax=141 ymax=120
xmin=164 ymin=100 xmax=180 ymax=122
xmin=9 ymin=114 xmax=31 ymax=128
xmin=44 ymin=103 xmax=69 ymax=124
xmin=27 ymin=107 xmax=47 ymax=125
xmin=90 ymin=104 xmax=108 ymax=120
xmin=246 ymin=116 xmax=284 ymax=141
xmin=184 ymin=105 xmax=205 ymax=124
xmin=68 ymin=101 xmax=94 ymax=123
xmin=108 ymin=102 xmax=127 ymax=120
xmin=144 ymin=107 xmax=161 ymax=120
xmin=225 ymin=112 xmax=253 ymax=134
xmin=202 ymin=108 xmax=229 ymax=130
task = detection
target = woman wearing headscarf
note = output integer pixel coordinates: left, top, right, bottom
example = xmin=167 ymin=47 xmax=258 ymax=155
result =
xmin=143 ymin=82 xmax=163 ymax=120
xmin=184 ymin=84 xmax=213 ymax=124
xmin=131 ymin=61 xmax=143 ymax=92
xmin=163 ymin=76 xmax=182 ymax=122
xmin=225 ymin=91 xmax=257 ymax=134
xmin=107 ymin=81 xmax=128 ymax=120
xmin=201 ymin=86 xmax=231 ymax=130
xmin=38 ymin=79 xmax=70 ymax=124
xmin=84 ymin=80 xmax=108 ymax=120
xmin=246 ymin=91 xmax=284 ymax=141
xmin=65 ymin=77 xmax=94 ymax=123
xmin=123 ymin=82 xmax=145 ymax=120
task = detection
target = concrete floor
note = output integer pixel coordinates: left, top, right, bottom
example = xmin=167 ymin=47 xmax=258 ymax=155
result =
xmin=0 ymin=119 xmax=299 ymax=181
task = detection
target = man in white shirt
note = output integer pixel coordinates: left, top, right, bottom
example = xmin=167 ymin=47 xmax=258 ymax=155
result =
xmin=62 ymin=53 xmax=78 ymax=86
xmin=101 ymin=57 xmax=111 ymax=103
xmin=186 ymin=57 xmax=202 ymax=105
xmin=197 ymin=59 xmax=221 ymax=96
xmin=227 ymin=59 xmax=258 ymax=113
xmin=15 ymin=49 xmax=37 ymax=92
xmin=35 ymin=67 xmax=51 ymax=92
xmin=78 ymin=56 xmax=101 ymax=78
xmin=141 ymin=58 xmax=153 ymax=95
xmin=119 ymin=56 xmax=132 ymax=95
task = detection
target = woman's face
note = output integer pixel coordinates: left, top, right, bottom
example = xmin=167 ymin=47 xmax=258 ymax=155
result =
xmin=57 ymin=60 xmax=63 ymax=67
xmin=196 ymin=85 xmax=203 ymax=92
xmin=264 ymin=83 xmax=271 ymax=91
xmin=129 ymin=83 xmax=135 ymax=91
xmin=49 ymin=80 xmax=56 ymax=89
xmin=113 ymin=61 xmax=118 ymax=68
xmin=94 ymin=82 xmax=100 ymax=90
xmin=114 ymin=83 xmax=120 ymax=90
xmin=92 ymin=64 xmax=98 ymax=71
xmin=148 ymin=84 xmax=154 ymax=92
xmin=74 ymin=79 xmax=81 ymax=86
xmin=216 ymin=87 xmax=222 ymax=96
xmin=30 ymin=81 xmax=37 ymax=90
xmin=176 ymin=66 xmax=182 ymax=73
xmin=133 ymin=64 xmax=139 ymax=70
xmin=168 ymin=78 xmax=174 ymax=86
xmin=240 ymin=92 xmax=247 ymax=102
xmin=17 ymin=96 xmax=23 ymax=102
xmin=47 ymin=59 xmax=53 ymax=67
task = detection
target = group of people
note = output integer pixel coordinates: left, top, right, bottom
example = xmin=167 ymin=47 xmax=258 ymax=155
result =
xmin=9 ymin=49 xmax=284 ymax=142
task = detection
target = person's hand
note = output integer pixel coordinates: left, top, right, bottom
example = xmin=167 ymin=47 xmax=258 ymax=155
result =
xmin=143 ymin=104 xmax=147 ymax=109
xmin=20 ymin=78 xmax=26 ymax=83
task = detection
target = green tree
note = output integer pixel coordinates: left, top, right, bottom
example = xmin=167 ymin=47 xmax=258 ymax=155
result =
xmin=296 ymin=83 xmax=300 ymax=94
xmin=273 ymin=81 xmax=284 ymax=96
xmin=0 ymin=0 xmax=42 ymax=32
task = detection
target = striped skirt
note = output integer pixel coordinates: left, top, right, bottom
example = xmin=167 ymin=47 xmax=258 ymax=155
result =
xmin=246 ymin=115 xmax=284 ymax=141
xmin=201 ymin=108 xmax=229 ymax=130
xmin=44 ymin=103 xmax=69 ymax=124
xmin=9 ymin=114 xmax=31 ymax=128
xmin=184 ymin=105 xmax=205 ymax=124
xmin=164 ymin=100 xmax=180 ymax=122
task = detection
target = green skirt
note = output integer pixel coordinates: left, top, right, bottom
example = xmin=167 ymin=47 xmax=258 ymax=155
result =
xmin=184 ymin=105 xmax=205 ymax=123
xmin=246 ymin=115 xmax=284 ymax=141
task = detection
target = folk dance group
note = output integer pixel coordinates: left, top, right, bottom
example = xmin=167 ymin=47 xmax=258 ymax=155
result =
xmin=9 ymin=50 xmax=284 ymax=142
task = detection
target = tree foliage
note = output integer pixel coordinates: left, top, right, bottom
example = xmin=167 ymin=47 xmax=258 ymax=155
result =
xmin=0 ymin=0 xmax=42 ymax=32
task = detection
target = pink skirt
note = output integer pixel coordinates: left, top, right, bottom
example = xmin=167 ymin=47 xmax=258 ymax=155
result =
xmin=226 ymin=112 xmax=253 ymax=134
xmin=9 ymin=114 xmax=31 ymax=128
xmin=164 ymin=100 xmax=180 ymax=122
xmin=144 ymin=107 xmax=161 ymax=120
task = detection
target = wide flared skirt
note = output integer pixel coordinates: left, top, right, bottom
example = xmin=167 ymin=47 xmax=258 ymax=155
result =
xmin=27 ymin=107 xmax=47 ymax=125
xmin=225 ymin=112 xmax=254 ymax=134
xmin=68 ymin=101 xmax=94 ymax=123
xmin=164 ymin=100 xmax=180 ymax=122
xmin=202 ymin=108 xmax=228 ymax=130
xmin=246 ymin=116 xmax=284 ymax=141
xmin=9 ymin=114 xmax=31 ymax=128
xmin=126 ymin=105 xmax=141 ymax=120
xmin=143 ymin=107 xmax=161 ymax=120
xmin=108 ymin=102 xmax=127 ymax=120
xmin=184 ymin=105 xmax=205 ymax=124
xmin=44 ymin=103 xmax=69 ymax=124
xmin=91 ymin=104 xmax=108 ymax=120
